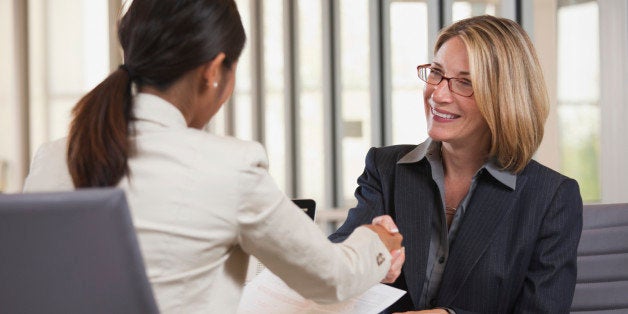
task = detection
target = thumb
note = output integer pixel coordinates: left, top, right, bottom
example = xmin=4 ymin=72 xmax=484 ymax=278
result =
xmin=372 ymin=215 xmax=399 ymax=233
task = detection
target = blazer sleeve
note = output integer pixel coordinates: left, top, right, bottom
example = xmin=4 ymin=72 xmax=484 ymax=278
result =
xmin=234 ymin=142 xmax=392 ymax=304
xmin=329 ymin=147 xmax=388 ymax=243
xmin=511 ymin=178 xmax=583 ymax=313
xmin=23 ymin=138 xmax=74 ymax=192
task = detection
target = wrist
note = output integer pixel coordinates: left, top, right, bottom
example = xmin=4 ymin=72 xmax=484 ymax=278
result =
xmin=435 ymin=307 xmax=456 ymax=314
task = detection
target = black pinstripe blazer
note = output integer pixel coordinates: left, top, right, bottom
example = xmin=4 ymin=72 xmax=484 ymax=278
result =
xmin=330 ymin=144 xmax=583 ymax=314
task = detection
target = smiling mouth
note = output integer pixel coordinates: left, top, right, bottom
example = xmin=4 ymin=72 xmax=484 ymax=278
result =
xmin=431 ymin=107 xmax=459 ymax=120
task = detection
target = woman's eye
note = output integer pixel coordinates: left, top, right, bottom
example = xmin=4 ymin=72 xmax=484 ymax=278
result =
xmin=458 ymin=79 xmax=472 ymax=86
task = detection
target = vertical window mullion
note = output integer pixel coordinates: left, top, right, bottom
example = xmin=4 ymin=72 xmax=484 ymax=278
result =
xmin=370 ymin=0 xmax=384 ymax=147
xmin=442 ymin=0 xmax=453 ymax=26
xmin=379 ymin=0 xmax=393 ymax=146
xmin=284 ymin=0 xmax=298 ymax=197
xmin=251 ymin=0 xmax=265 ymax=144
xmin=321 ymin=0 xmax=341 ymax=208
xmin=17 ymin=0 xmax=30 ymax=189
xmin=429 ymin=0 xmax=443 ymax=54
xmin=108 ymin=0 xmax=122 ymax=72
xmin=515 ymin=0 xmax=523 ymax=24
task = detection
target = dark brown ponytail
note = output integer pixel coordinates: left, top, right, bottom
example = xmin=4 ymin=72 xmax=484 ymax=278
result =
xmin=66 ymin=0 xmax=245 ymax=188
xmin=67 ymin=68 xmax=133 ymax=187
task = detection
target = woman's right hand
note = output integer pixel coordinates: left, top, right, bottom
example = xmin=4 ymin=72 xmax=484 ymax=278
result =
xmin=365 ymin=215 xmax=404 ymax=283
xmin=366 ymin=215 xmax=403 ymax=251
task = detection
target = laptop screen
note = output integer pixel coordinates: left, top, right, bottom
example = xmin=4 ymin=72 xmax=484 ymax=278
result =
xmin=292 ymin=199 xmax=316 ymax=220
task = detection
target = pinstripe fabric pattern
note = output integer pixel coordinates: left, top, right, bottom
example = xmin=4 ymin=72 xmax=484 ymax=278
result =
xmin=329 ymin=143 xmax=583 ymax=314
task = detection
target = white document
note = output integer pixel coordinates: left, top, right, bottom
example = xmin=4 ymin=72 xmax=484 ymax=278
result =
xmin=237 ymin=268 xmax=406 ymax=314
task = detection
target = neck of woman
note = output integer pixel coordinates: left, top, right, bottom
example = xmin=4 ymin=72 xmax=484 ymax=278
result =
xmin=441 ymin=139 xmax=490 ymax=180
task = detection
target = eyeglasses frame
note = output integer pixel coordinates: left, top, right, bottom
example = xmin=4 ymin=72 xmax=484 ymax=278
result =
xmin=416 ymin=64 xmax=474 ymax=97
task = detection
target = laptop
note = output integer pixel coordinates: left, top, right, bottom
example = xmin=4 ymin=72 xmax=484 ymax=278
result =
xmin=292 ymin=199 xmax=316 ymax=221
xmin=0 ymin=188 xmax=159 ymax=314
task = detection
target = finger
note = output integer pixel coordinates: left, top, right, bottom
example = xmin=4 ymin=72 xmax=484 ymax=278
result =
xmin=372 ymin=215 xmax=399 ymax=233
xmin=389 ymin=248 xmax=405 ymax=280
xmin=391 ymin=247 xmax=405 ymax=271
xmin=382 ymin=247 xmax=405 ymax=283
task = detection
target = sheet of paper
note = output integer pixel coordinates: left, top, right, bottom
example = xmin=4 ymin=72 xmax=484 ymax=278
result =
xmin=237 ymin=268 xmax=406 ymax=314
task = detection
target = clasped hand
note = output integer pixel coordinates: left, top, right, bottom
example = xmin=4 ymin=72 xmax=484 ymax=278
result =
xmin=366 ymin=215 xmax=405 ymax=283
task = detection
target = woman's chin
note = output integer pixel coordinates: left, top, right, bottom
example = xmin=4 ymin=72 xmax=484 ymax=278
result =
xmin=427 ymin=128 xmax=451 ymax=142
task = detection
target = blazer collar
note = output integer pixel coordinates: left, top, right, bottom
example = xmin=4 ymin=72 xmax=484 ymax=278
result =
xmin=394 ymin=159 xmax=434 ymax=307
xmin=485 ymin=159 xmax=516 ymax=190
xmin=397 ymin=138 xmax=432 ymax=164
xmin=397 ymin=138 xmax=517 ymax=190
xmin=133 ymin=93 xmax=189 ymax=130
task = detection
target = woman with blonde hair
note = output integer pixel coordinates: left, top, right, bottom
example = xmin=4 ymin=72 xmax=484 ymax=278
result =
xmin=330 ymin=15 xmax=582 ymax=314
xmin=22 ymin=0 xmax=405 ymax=312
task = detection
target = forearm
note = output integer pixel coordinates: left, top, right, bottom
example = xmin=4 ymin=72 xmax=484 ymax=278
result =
xmin=330 ymin=147 xmax=388 ymax=243
xmin=240 ymin=196 xmax=391 ymax=303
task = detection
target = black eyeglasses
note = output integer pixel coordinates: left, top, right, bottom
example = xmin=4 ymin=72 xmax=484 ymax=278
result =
xmin=417 ymin=64 xmax=474 ymax=97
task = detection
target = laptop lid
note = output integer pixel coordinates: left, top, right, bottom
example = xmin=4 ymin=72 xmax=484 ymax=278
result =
xmin=0 ymin=188 xmax=159 ymax=314
xmin=292 ymin=199 xmax=316 ymax=221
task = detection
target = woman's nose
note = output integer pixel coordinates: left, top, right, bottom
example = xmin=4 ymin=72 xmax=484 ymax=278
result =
xmin=430 ymin=79 xmax=453 ymax=103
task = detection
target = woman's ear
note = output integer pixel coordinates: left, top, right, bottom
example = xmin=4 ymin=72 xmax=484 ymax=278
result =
xmin=202 ymin=52 xmax=227 ymax=89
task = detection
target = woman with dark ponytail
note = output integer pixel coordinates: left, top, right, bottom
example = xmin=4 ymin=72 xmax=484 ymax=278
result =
xmin=23 ymin=0 xmax=405 ymax=312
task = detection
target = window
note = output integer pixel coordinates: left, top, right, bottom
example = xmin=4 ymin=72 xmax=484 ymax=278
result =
xmin=4 ymin=0 xmax=627 ymax=209
xmin=262 ymin=0 xmax=288 ymax=192
xmin=557 ymin=1 xmax=600 ymax=202
xmin=232 ymin=0 xmax=254 ymax=141
xmin=452 ymin=0 xmax=499 ymax=22
xmin=0 ymin=0 xmax=23 ymax=192
xmin=338 ymin=0 xmax=373 ymax=205
xmin=297 ymin=0 xmax=326 ymax=203
xmin=390 ymin=1 xmax=429 ymax=145
xmin=29 ymin=0 xmax=111 ymax=151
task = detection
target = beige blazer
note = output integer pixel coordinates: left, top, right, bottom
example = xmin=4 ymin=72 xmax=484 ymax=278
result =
xmin=23 ymin=93 xmax=391 ymax=313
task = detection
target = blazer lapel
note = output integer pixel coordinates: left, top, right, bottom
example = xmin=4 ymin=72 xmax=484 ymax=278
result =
xmin=437 ymin=174 xmax=525 ymax=304
xmin=395 ymin=160 xmax=436 ymax=307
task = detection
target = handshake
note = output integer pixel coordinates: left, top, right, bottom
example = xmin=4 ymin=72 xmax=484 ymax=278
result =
xmin=365 ymin=215 xmax=405 ymax=283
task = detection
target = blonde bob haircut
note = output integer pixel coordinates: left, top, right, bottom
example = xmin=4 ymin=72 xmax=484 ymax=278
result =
xmin=435 ymin=15 xmax=549 ymax=173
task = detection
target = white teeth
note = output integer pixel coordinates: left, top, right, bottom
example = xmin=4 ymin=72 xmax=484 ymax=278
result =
xmin=431 ymin=108 xmax=457 ymax=119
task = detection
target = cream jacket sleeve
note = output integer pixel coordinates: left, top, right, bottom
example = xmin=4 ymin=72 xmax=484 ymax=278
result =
xmin=235 ymin=142 xmax=392 ymax=303
xmin=23 ymin=139 xmax=74 ymax=192
xmin=22 ymin=136 xmax=392 ymax=305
